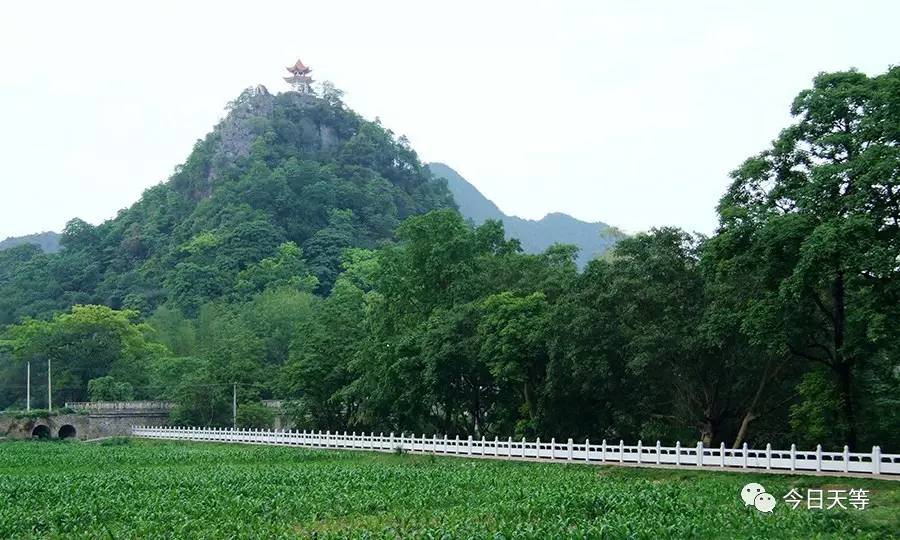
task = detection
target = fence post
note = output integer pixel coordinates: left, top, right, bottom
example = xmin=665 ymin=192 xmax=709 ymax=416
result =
xmin=656 ymin=441 xmax=661 ymax=465
xmin=720 ymin=442 xmax=726 ymax=468
xmin=585 ymin=438 xmax=590 ymax=462
xmin=389 ymin=432 xmax=394 ymax=451
xmin=696 ymin=441 xmax=703 ymax=467
xmin=494 ymin=436 xmax=499 ymax=457
xmin=843 ymin=445 xmax=850 ymax=474
xmin=637 ymin=440 xmax=642 ymax=464
xmin=675 ymin=441 xmax=681 ymax=466
xmin=521 ymin=437 xmax=526 ymax=458
xmin=536 ymin=437 xmax=541 ymax=459
xmin=550 ymin=438 xmax=555 ymax=460
xmin=619 ymin=440 xmax=624 ymax=463
xmin=601 ymin=439 xmax=607 ymax=462
xmin=790 ymin=444 xmax=796 ymax=471
xmin=508 ymin=437 xmax=513 ymax=458
xmin=815 ymin=444 xmax=822 ymax=472
xmin=481 ymin=436 xmax=486 ymax=456
xmin=873 ymin=446 xmax=881 ymax=475
xmin=766 ymin=443 xmax=772 ymax=470
xmin=567 ymin=438 xmax=574 ymax=461
xmin=742 ymin=442 xmax=748 ymax=469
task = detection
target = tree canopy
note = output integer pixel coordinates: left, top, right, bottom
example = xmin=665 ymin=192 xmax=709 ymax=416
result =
xmin=1 ymin=70 xmax=897 ymax=451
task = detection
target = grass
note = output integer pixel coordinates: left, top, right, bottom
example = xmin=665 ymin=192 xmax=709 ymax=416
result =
xmin=0 ymin=439 xmax=896 ymax=539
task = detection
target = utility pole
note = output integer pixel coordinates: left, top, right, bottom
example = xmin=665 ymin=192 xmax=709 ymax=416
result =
xmin=233 ymin=383 xmax=237 ymax=429
xmin=47 ymin=359 xmax=52 ymax=411
xmin=26 ymin=361 xmax=30 ymax=411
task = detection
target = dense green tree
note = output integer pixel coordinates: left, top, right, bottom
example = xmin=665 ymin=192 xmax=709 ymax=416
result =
xmin=234 ymin=242 xmax=318 ymax=299
xmin=88 ymin=376 xmax=135 ymax=401
xmin=236 ymin=402 xmax=275 ymax=429
xmin=478 ymin=291 xmax=550 ymax=437
xmin=420 ymin=302 xmax=492 ymax=436
xmin=281 ymin=274 xmax=368 ymax=429
xmin=708 ymin=67 xmax=900 ymax=448
xmin=3 ymin=305 xmax=167 ymax=404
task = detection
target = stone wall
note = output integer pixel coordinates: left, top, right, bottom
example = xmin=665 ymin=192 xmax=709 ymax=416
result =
xmin=0 ymin=410 xmax=170 ymax=441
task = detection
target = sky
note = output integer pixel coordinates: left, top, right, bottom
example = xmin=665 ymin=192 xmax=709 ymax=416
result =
xmin=0 ymin=1 xmax=897 ymax=239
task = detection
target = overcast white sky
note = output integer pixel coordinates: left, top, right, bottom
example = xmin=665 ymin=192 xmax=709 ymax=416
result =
xmin=1 ymin=1 xmax=897 ymax=239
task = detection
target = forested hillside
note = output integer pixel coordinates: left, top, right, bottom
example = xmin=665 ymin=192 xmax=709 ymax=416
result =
xmin=0 ymin=85 xmax=454 ymax=326
xmin=429 ymin=163 xmax=624 ymax=267
xmin=0 ymin=232 xmax=61 ymax=254
xmin=1 ymin=69 xmax=898 ymax=452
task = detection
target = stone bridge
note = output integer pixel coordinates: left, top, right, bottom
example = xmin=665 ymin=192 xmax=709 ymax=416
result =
xmin=0 ymin=401 xmax=173 ymax=440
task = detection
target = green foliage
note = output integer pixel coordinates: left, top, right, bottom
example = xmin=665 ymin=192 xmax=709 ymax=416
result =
xmin=0 ymin=231 xmax=61 ymax=253
xmin=87 ymin=376 xmax=134 ymax=402
xmin=430 ymin=162 xmax=622 ymax=268
xmin=3 ymin=305 xmax=167 ymax=404
xmin=0 ymin=85 xmax=454 ymax=324
xmin=98 ymin=436 xmax=131 ymax=446
xmin=708 ymin=67 xmax=900 ymax=448
xmin=236 ymin=402 xmax=275 ymax=429
xmin=234 ymin=242 xmax=318 ymax=299
xmin=0 ymin=69 xmax=897 ymax=453
xmin=789 ymin=370 xmax=848 ymax=448
xmin=168 ymin=364 xmax=231 ymax=428
xmin=0 ymin=441 xmax=895 ymax=538
xmin=478 ymin=291 xmax=550 ymax=437
xmin=6 ymin=409 xmax=54 ymax=420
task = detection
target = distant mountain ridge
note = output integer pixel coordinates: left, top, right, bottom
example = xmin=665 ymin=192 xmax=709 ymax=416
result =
xmin=0 ymin=231 xmax=61 ymax=253
xmin=428 ymin=163 xmax=622 ymax=268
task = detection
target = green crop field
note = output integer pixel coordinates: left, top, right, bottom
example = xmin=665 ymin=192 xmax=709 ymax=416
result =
xmin=0 ymin=440 xmax=897 ymax=539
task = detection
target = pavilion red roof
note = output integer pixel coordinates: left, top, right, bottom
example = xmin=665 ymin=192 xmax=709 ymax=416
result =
xmin=286 ymin=59 xmax=311 ymax=75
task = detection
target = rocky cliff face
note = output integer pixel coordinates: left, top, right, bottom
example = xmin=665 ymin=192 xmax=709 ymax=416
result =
xmin=187 ymin=87 xmax=349 ymax=200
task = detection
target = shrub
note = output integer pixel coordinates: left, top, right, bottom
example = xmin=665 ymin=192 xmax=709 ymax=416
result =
xmin=236 ymin=403 xmax=275 ymax=429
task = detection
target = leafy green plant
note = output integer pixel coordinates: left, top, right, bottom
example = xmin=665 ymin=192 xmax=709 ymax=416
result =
xmin=0 ymin=440 xmax=894 ymax=539
xmin=98 ymin=437 xmax=131 ymax=447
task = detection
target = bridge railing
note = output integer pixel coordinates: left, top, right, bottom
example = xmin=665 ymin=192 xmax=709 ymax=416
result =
xmin=66 ymin=401 xmax=175 ymax=412
xmin=131 ymin=426 xmax=899 ymax=476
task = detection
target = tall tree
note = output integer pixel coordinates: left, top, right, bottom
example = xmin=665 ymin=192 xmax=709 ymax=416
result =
xmin=711 ymin=68 xmax=900 ymax=448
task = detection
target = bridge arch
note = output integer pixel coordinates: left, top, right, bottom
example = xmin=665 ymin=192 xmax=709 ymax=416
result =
xmin=58 ymin=425 xmax=77 ymax=439
xmin=31 ymin=425 xmax=51 ymax=439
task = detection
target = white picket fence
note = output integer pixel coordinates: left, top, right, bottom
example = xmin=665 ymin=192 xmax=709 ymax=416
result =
xmin=131 ymin=426 xmax=900 ymax=476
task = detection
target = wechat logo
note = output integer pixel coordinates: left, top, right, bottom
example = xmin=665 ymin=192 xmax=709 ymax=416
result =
xmin=741 ymin=483 xmax=777 ymax=513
